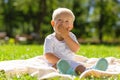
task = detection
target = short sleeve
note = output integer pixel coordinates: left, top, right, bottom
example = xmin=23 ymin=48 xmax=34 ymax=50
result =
xmin=43 ymin=37 xmax=54 ymax=54
xmin=70 ymin=32 xmax=79 ymax=44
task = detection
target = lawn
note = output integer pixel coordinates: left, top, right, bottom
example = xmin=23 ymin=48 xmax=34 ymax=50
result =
xmin=78 ymin=44 xmax=120 ymax=58
xmin=0 ymin=44 xmax=120 ymax=79
xmin=0 ymin=45 xmax=43 ymax=61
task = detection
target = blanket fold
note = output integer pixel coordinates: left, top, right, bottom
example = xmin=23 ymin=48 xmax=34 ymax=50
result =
xmin=0 ymin=55 xmax=120 ymax=79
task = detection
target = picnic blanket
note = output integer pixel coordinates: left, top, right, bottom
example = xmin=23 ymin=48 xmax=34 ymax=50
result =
xmin=0 ymin=55 xmax=120 ymax=79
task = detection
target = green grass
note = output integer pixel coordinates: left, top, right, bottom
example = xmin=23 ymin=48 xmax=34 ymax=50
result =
xmin=0 ymin=45 xmax=43 ymax=61
xmin=0 ymin=44 xmax=120 ymax=80
xmin=78 ymin=44 xmax=120 ymax=58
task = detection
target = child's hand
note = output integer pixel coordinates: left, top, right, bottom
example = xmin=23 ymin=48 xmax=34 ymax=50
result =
xmin=57 ymin=23 xmax=69 ymax=38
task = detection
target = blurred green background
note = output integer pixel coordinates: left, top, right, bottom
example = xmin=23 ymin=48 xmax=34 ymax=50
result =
xmin=0 ymin=0 xmax=120 ymax=44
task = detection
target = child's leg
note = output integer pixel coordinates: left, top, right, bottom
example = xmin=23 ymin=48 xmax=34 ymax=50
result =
xmin=93 ymin=58 xmax=108 ymax=71
xmin=75 ymin=65 xmax=86 ymax=75
xmin=57 ymin=59 xmax=86 ymax=75
xmin=57 ymin=59 xmax=77 ymax=75
xmin=52 ymin=64 xmax=57 ymax=69
xmin=75 ymin=58 xmax=108 ymax=75
xmin=67 ymin=60 xmax=86 ymax=75
xmin=87 ymin=58 xmax=108 ymax=71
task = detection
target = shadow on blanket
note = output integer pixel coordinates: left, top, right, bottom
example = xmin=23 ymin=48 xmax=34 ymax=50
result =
xmin=0 ymin=55 xmax=120 ymax=79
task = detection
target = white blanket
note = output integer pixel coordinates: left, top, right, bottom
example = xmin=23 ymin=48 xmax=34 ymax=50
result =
xmin=0 ymin=55 xmax=120 ymax=79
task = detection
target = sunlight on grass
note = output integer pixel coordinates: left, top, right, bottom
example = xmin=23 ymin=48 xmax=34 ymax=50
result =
xmin=0 ymin=44 xmax=119 ymax=61
xmin=78 ymin=44 xmax=120 ymax=58
xmin=0 ymin=44 xmax=43 ymax=60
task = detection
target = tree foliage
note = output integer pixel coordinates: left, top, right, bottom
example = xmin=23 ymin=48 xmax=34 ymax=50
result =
xmin=0 ymin=0 xmax=120 ymax=43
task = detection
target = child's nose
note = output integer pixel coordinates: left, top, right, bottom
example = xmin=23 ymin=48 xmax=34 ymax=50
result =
xmin=60 ymin=21 xmax=64 ymax=24
xmin=59 ymin=21 xmax=64 ymax=26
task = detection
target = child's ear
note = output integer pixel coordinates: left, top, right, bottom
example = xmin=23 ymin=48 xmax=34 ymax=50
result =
xmin=51 ymin=20 xmax=54 ymax=27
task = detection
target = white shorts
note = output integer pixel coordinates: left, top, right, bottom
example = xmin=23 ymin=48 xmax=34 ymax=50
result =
xmin=66 ymin=60 xmax=82 ymax=70
xmin=49 ymin=59 xmax=82 ymax=70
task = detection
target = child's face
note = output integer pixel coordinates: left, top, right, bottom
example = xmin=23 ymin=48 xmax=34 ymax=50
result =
xmin=52 ymin=13 xmax=74 ymax=34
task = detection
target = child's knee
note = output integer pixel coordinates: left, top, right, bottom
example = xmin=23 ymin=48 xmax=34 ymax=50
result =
xmin=75 ymin=65 xmax=86 ymax=74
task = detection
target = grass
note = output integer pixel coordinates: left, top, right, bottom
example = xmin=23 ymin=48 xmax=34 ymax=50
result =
xmin=0 ymin=45 xmax=43 ymax=61
xmin=78 ymin=44 xmax=120 ymax=58
xmin=0 ymin=44 xmax=120 ymax=79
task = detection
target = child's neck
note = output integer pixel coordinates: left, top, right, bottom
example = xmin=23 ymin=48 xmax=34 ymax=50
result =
xmin=55 ymin=33 xmax=64 ymax=41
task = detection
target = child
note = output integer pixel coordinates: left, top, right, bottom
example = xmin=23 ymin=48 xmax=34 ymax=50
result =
xmin=43 ymin=8 xmax=108 ymax=75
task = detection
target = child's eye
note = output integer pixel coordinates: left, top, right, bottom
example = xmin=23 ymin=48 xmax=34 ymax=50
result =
xmin=65 ymin=21 xmax=69 ymax=22
xmin=58 ymin=19 xmax=61 ymax=21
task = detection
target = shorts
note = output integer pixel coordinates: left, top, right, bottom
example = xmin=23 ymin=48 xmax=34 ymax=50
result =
xmin=49 ymin=59 xmax=82 ymax=70
xmin=66 ymin=60 xmax=82 ymax=71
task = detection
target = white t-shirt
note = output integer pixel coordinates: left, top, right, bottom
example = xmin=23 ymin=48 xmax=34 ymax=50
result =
xmin=44 ymin=32 xmax=79 ymax=60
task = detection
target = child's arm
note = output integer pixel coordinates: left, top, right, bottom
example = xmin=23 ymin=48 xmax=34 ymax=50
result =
xmin=57 ymin=24 xmax=80 ymax=53
xmin=44 ymin=53 xmax=60 ymax=65
xmin=63 ymin=35 xmax=80 ymax=53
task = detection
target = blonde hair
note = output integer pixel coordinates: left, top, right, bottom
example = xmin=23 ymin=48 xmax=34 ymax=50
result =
xmin=52 ymin=8 xmax=75 ymax=21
